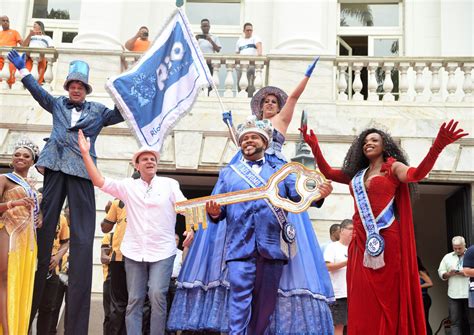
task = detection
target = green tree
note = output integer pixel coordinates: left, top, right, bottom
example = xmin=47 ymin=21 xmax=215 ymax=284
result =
xmin=340 ymin=4 xmax=374 ymax=26
xmin=48 ymin=8 xmax=71 ymax=20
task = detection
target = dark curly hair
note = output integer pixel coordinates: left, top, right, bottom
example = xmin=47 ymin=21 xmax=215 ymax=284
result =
xmin=341 ymin=128 xmax=409 ymax=178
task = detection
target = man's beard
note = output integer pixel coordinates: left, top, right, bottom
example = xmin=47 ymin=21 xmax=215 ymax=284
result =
xmin=241 ymin=146 xmax=265 ymax=157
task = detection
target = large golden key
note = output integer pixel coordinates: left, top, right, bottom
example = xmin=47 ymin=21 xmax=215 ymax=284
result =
xmin=175 ymin=162 xmax=326 ymax=231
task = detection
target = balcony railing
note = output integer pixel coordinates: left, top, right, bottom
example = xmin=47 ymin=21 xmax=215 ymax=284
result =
xmin=0 ymin=47 xmax=58 ymax=91
xmin=0 ymin=46 xmax=472 ymax=104
xmin=122 ymin=52 xmax=268 ymax=98
xmin=335 ymin=57 xmax=473 ymax=103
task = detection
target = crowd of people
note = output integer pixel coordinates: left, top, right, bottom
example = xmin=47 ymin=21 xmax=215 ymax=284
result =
xmin=0 ymin=12 xmax=472 ymax=335
xmin=1 ymin=16 xmax=264 ymax=95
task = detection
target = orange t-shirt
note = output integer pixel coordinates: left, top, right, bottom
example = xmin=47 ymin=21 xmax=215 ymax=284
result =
xmin=132 ymin=39 xmax=150 ymax=52
xmin=0 ymin=29 xmax=22 ymax=46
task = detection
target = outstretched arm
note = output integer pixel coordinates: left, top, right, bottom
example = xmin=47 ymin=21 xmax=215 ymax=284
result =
xmin=392 ymin=120 xmax=468 ymax=183
xmin=78 ymin=129 xmax=105 ymax=187
xmin=301 ymin=125 xmax=351 ymax=184
xmin=8 ymin=50 xmax=56 ymax=112
xmin=273 ymin=57 xmax=319 ymax=135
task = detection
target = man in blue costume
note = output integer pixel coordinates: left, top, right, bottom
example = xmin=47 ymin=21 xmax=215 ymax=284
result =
xmin=204 ymin=117 xmax=333 ymax=334
xmin=7 ymin=50 xmax=124 ymax=334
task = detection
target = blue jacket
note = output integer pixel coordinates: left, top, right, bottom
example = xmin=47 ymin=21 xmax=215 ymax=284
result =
xmin=22 ymin=74 xmax=124 ymax=180
xmin=213 ymin=157 xmax=302 ymax=262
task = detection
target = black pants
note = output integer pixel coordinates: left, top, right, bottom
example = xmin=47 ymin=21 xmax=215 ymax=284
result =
xmin=49 ymin=280 xmax=68 ymax=334
xmin=103 ymin=278 xmax=111 ymax=334
xmin=36 ymin=273 xmax=60 ymax=334
xmin=30 ymin=169 xmax=96 ymax=335
xmin=108 ymin=261 xmax=128 ymax=335
xmin=422 ymin=293 xmax=432 ymax=335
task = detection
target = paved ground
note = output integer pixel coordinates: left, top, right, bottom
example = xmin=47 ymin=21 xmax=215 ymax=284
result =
xmin=31 ymin=293 xmax=104 ymax=335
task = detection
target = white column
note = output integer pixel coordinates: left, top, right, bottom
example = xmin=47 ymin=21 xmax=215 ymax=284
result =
xmin=367 ymin=62 xmax=379 ymax=102
xmin=429 ymin=62 xmax=443 ymax=102
xmin=382 ymin=62 xmax=395 ymax=102
xmin=29 ymin=52 xmax=40 ymax=81
xmin=254 ymin=60 xmax=265 ymax=93
xmin=211 ymin=59 xmax=221 ymax=89
xmin=413 ymin=62 xmax=426 ymax=102
xmin=352 ymin=62 xmax=364 ymax=101
xmin=461 ymin=62 xmax=473 ymax=102
xmin=223 ymin=59 xmax=235 ymax=98
xmin=43 ymin=54 xmax=55 ymax=92
xmin=0 ymin=52 xmax=11 ymax=90
xmin=337 ymin=62 xmax=348 ymax=101
xmin=398 ymin=62 xmax=411 ymax=102
xmin=123 ymin=55 xmax=137 ymax=70
xmin=238 ymin=60 xmax=249 ymax=98
xmin=11 ymin=58 xmax=24 ymax=91
xmin=445 ymin=62 xmax=459 ymax=102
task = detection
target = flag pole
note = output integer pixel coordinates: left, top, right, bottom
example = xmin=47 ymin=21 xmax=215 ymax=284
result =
xmin=209 ymin=80 xmax=238 ymax=146
xmin=176 ymin=0 xmax=237 ymax=146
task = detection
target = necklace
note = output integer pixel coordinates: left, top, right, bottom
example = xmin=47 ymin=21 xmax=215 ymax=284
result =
xmin=12 ymin=171 xmax=27 ymax=180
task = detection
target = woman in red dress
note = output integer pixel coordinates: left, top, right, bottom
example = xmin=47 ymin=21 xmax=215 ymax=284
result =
xmin=301 ymin=120 xmax=467 ymax=334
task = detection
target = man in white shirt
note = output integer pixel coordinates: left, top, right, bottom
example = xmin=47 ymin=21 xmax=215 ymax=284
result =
xmin=320 ymin=223 xmax=341 ymax=255
xmin=77 ymin=132 xmax=194 ymax=335
xmin=324 ymin=219 xmax=353 ymax=335
xmin=438 ymin=236 xmax=470 ymax=335
xmin=196 ymin=19 xmax=221 ymax=54
xmin=235 ymin=22 xmax=262 ymax=97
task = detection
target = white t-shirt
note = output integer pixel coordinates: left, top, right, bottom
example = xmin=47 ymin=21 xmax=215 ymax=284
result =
xmin=197 ymin=34 xmax=221 ymax=54
xmin=235 ymin=35 xmax=261 ymax=55
xmin=29 ymin=34 xmax=54 ymax=48
xmin=324 ymin=241 xmax=348 ymax=299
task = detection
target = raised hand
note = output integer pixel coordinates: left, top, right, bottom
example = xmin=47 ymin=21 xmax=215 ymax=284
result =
xmin=299 ymin=125 xmax=319 ymax=150
xmin=77 ymin=129 xmax=91 ymax=154
xmin=7 ymin=49 xmax=26 ymax=70
xmin=406 ymin=120 xmax=469 ymax=183
xmin=299 ymin=125 xmax=351 ymax=184
xmin=222 ymin=110 xmax=233 ymax=126
xmin=304 ymin=56 xmax=320 ymax=77
xmin=433 ymin=119 xmax=469 ymax=152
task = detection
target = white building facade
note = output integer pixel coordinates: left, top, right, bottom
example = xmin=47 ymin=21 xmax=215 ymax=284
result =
xmin=0 ymin=0 xmax=473 ymax=331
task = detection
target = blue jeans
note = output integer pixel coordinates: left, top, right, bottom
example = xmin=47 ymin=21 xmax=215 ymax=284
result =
xmin=124 ymin=255 xmax=175 ymax=335
xmin=448 ymin=297 xmax=469 ymax=335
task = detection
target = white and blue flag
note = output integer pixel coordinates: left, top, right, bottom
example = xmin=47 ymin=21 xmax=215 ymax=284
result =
xmin=106 ymin=8 xmax=212 ymax=151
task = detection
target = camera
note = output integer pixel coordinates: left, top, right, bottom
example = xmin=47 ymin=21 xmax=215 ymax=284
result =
xmin=142 ymin=31 xmax=149 ymax=38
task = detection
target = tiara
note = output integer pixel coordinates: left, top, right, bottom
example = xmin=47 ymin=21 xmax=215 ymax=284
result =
xmin=236 ymin=115 xmax=273 ymax=143
xmin=13 ymin=137 xmax=40 ymax=161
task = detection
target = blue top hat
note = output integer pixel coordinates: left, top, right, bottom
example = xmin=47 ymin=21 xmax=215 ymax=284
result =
xmin=63 ymin=60 xmax=92 ymax=94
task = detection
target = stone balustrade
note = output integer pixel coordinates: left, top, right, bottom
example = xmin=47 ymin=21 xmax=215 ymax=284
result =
xmin=335 ymin=57 xmax=473 ymax=103
xmin=1 ymin=45 xmax=472 ymax=105
xmin=122 ymin=52 xmax=268 ymax=98
xmin=0 ymin=47 xmax=58 ymax=91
